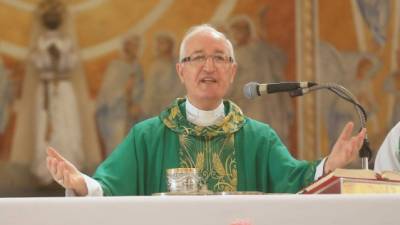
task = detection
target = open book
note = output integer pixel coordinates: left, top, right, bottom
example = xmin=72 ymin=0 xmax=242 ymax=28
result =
xmin=379 ymin=170 xmax=400 ymax=181
xmin=299 ymin=168 xmax=400 ymax=194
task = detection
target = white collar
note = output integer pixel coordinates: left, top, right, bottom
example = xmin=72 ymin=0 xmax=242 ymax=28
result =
xmin=185 ymin=98 xmax=225 ymax=127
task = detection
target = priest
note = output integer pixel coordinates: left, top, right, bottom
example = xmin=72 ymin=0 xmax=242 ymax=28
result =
xmin=46 ymin=24 xmax=366 ymax=196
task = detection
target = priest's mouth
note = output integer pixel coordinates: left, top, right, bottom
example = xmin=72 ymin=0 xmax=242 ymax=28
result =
xmin=200 ymin=78 xmax=217 ymax=83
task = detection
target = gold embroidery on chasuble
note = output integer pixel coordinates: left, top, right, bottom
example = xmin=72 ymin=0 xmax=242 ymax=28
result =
xmin=160 ymin=98 xmax=245 ymax=192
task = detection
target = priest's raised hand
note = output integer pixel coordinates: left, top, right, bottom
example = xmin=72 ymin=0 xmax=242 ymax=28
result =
xmin=324 ymin=122 xmax=367 ymax=174
xmin=46 ymin=147 xmax=88 ymax=196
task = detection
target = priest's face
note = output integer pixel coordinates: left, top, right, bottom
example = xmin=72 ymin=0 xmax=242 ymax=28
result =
xmin=176 ymin=32 xmax=237 ymax=110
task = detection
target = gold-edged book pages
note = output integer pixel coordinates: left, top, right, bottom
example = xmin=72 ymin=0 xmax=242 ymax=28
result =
xmin=380 ymin=170 xmax=400 ymax=181
xmin=299 ymin=168 xmax=400 ymax=194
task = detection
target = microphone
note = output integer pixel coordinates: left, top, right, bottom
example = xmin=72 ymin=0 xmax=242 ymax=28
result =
xmin=243 ymin=81 xmax=317 ymax=99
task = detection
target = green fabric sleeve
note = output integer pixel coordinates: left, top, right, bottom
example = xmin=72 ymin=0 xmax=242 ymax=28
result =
xmin=235 ymin=118 xmax=320 ymax=193
xmin=92 ymin=127 xmax=140 ymax=196
xmin=91 ymin=117 xmax=181 ymax=196
xmin=265 ymin=127 xmax=320 ymax=193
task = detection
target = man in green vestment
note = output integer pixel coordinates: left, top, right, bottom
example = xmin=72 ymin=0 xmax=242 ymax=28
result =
xmin=46 ymin=24 xmax=366 ymax=196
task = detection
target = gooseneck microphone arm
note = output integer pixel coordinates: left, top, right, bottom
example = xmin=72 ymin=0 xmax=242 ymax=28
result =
xmin=289 ymin=83 xmax=372 ymax=169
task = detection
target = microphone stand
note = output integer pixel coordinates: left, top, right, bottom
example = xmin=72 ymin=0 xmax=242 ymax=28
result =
xmin=290 ymin=83 xmax=372 ymax=170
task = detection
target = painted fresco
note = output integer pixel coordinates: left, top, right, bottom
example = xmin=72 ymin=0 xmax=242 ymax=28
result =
xmin=29 ymin=0 xmax=85 ymax=185
xmin=0 ymin=0 xmax=295 ymax=196
xmin=317 ymin=0 xmax=399 ymax=159
xmin=226 ymin=14 xmax=294 ymax=147
xmin=1 ymin=0 xmax=399 ymax=197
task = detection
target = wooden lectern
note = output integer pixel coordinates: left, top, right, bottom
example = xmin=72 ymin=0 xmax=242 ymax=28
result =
xmin=299 ymin=169 xmax=400 ymax=194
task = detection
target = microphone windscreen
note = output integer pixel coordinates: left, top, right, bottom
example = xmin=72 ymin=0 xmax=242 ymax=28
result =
xmin=243 ymin=82 xmax=259 ymax=99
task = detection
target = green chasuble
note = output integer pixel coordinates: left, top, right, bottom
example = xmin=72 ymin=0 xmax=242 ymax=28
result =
xmin=93 ymin=98 xmax=320 ymax=196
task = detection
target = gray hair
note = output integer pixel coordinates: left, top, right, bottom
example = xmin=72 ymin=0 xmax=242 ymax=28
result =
xmin=179 ymin=24 xmax=236 ymax=62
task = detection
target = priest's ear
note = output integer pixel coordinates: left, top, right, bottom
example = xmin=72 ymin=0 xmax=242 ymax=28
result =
xmin=176 ymin=62 xmax=185 ymax=84
xmin=229 ymin=62 xmax=237 ymax=84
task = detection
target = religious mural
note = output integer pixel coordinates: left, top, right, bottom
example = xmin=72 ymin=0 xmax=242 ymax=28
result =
xmin=29 ymin=0 xmax=84 ymax=184
xmin=141 ymin=32 xmax=184 ymax=119
xmin=316 ymin=0 xmax=399 ymax=160
xmin=96 ymin=34 xmax=145 ymax=156
xmin=226 ymin=14 xmax=294 ymax=146
xmin=0 ymin=55 xmax=24 ymax=161
xmin=0 ymin=58 xmax=13 ymax=135
xmin=384 ymin=50 xmax=400 ymax=127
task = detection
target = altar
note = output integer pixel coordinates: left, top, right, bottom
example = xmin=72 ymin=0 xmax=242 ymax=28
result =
xmin=1 ymin=194 xmax=398 ymax=225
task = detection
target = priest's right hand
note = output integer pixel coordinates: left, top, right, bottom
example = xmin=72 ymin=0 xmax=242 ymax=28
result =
xmin=46 ymin=147 xmax=88 ymax=196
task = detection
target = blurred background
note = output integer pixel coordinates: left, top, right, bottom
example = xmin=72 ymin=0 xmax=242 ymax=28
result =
xmin=0 ymin=0 xmax=398 ymax=196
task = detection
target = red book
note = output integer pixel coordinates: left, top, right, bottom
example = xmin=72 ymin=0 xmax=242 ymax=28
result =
xmin=299 ymin=169 xmax=400 ymax=194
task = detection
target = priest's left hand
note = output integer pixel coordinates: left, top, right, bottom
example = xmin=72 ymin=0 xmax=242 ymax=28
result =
xmin=324 ymin=122 xmax=366 ymax=174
